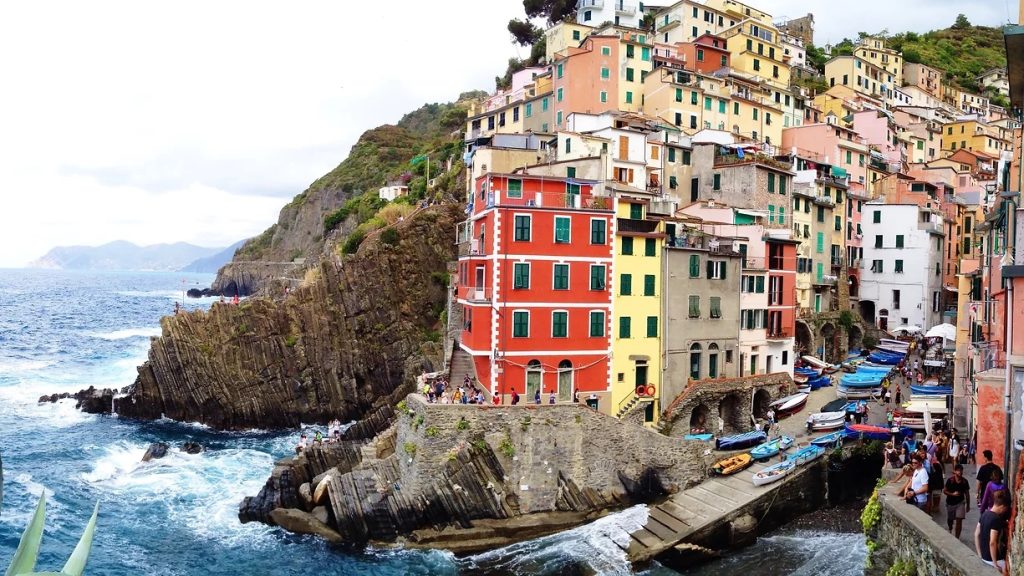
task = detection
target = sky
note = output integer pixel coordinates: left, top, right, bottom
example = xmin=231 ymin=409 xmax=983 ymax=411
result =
xmin=0 ymin=1 xmax=1016 ymax=267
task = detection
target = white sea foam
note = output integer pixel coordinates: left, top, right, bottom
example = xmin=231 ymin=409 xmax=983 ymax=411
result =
xmin=82 ymin=441 xmax=279 ymax=547
xmin=89 ymin=327 xmax=162 ymax=340
xmin=0 ymin=358 xmax=55 ymax=373
xmin=0 ymin=390 xmax=96 ymax=428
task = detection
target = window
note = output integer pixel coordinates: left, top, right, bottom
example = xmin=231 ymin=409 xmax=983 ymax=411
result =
xmin=871 ymin=259 xmax=883 ymax=273
xmin=619 ymin=316 xmax=631 ymax=338
xmin=734 ymin=102 xmax=740 ymax=115
xmin=753 ymin=58 xmax=760 ymax=71
xmin=641 ymin=46 xmax=650 ymax=61
xmin=524 ymin=103 xmax=532 ymax=118
xmin=589 ymin=311 xmax=605 ymax=337
xmin=689 ymin=254 xmax=700 ymax=277
xmin=697 ymin=48 xmax=704 ymax=61
xmin=626 ymin=68 xmax=635 ymax=82
xmin=682 ymin=150 xmax=691 ymax=165
xmin=691 ymin=91 xmax=698 ymax=105
xmin=768 ymin=173 xmax=775 ymax=193
xmin=643 ymin=274 xmax=655 ymax=296
xmin=552 ymin=311 xmax=568 ymax=338
xmin=514 ymin=215 xmax=531 ymax=241
xmin=710 ymin=296 xmax=722 ymax=318
xmin=566 ymin=167 xmax=576 ymax=179
xmin=816 ymin=232 xmax=824 ymax=253
xmin=542 ymin=97 xmax=548 ymax=111
xmin=630 ymin=203 xmax=643 ymax=219
xmin=707 ymin=260 xmax=727 ymax=279
xmin=601 ymin=45 xmax=610 ymax=56
xmin=895 ymin=259 xmax=904 ymax=273
xmin=645 ymin=238 xmax=656 ymax=257
xmin=590 ymin=265 xmax=606 ymax=290
xmin=835 ymin=215 xmax=842 ymax=231
xmin=704 ymin=96 xmax=712 ymax=110
xmin=779 ymin=176 xmax=786 ymax=195
xmin=507 ymin=179 xmax=522 ymax=198
xmin=584 ymin=10 xmax=592 ymax=21
xmin=565 ymin=137 xmax=571 ymax=154
xmin=554 ymin=216 xmax=570 ymax=243
xmin=601 ymin=67 xmax=609 ymax=79
xmin=816 ymin=206 xmax=825 ymax=223
xmin=513 ymin=263 xmax=530 ymax=289
xmin=646 ymin=316 xmax=658 ymax=338
xmin=625 ymin=91 xmax=633 ymax=104
xmin=688 ymin=295 xmax=700 ymax=318
xmin=778 ymin=207 xmax=785 ymax=225
xmin=756 ymin=276 xmax=765 ymax=293
xmin=874 ymin=235 xmax=883 ymax=248
xmin=512 ymin=311 xmax=529 ymax=337
xmin=590 ymin=219 xmax=606 ymax=244
xmin=621 ymin=236 xmax=634 ymax=255
xmin=873 ymin=210 xmax=881 ymax=223
xmin=753 ymin=108 xmax=759 ymax=120
xmin=620 ymin=273 xmax=632 ymax=295
xmin=895 ymin=234 xmax=904 ymax=248
xmin=893 ymin=289 xmax=901 ymax=309
xmin=572 ymin=30 xmax=580 ymax=41
xmin=557 ymin=87 xmax=563 ymax=102
xmin=553 ymin=264 xmax=569 ymax=290
xmin=690 ymin=343 xmax=702 ymax=380
xmin=721 ymin=55 xmax=728 ymax=67
xmin=713 ymin=173 xmax=721 ymax=190
xmin=668 ymin=148 xmax=676 ymax=162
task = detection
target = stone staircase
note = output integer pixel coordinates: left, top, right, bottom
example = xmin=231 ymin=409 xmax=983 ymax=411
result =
xmin=448 ymin=344 xmax=488 ymax=399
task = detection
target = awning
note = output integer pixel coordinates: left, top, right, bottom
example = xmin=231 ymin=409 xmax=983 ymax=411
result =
xmin=830 ymin=166 xmax=848 ymax=178
xmin=944 ymin=285 xmax=958 ymax=293
xmin=903 ymin=399 xmax=948 ymax=414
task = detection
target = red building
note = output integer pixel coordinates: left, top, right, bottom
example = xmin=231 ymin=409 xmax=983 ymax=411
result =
xmin=766 ymin=237 xmax=799 ymax=340
xmin=455 ymin=173 xmax=615 ymax=403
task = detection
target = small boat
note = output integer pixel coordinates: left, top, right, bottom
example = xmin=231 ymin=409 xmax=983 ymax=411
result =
xmin=909 ymin=385 xmax=952 ymax=396
xmin=808 ymin=411 xmax=847 ymax=431
xmin=837 ymin=386 xmax=882 ymax=399
xmin=750 ymin=436 xmax=795 ymax=460
xmin=770 ymin=393 xmax=808 ymax=415
xmin=752 ymin=458 xmax=796 ymax=486
xmin=820 ymin=398 xmax=848 ymax=413
xmin=879 ymin=338 xmax=911 ymax=351
xmin=808 ymin=375 xmax=832 ymax=390
xmin=685 ymin=433 xmax=714 ymax=441
xmin=716 ymin=430 xmax=768 ymax=451
xmin=793 ymin=373 xmax=809 ymax=384
xmin=796 ymin=385 xmax=811 ymax=394
xmin=801 ymin=355 xmax=830 ymax=370
xmin=788 ymin=444 xmax=827 ymax=464
xmin=811 ymin=430 xmax=847 ymax=448
xmin=844 ymin=423 xmax=910 ymax=441
xmin=822 ymin=364 xmax=840 ymax=375
xmin=711 ymin=453 xmax=753 ymax=475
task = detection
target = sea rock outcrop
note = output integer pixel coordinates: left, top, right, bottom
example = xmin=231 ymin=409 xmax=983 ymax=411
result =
xmin=181 ymin=442 xmax=204 ymax=454
xmin=105 ymin=205 xmax=460 ymax=430
xmin=142 ymin=442 xmax=169 ymax=462
xmin=243 ymin=395 xmax=709 ymax=552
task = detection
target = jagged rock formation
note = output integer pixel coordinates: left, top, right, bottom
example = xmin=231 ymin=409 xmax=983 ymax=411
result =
xmin=107 ymin=205 xmax=461 ymax=430
xmin=242 ymin=395 xmax=708 ymax=552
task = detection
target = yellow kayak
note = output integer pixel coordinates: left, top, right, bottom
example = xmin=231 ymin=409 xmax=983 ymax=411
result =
xmin=711 ymin=453 xmax=753 ymax=476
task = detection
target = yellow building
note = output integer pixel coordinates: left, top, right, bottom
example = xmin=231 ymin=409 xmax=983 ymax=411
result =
xmin=941 ymin=119 xmax=1012 ymax=156
xmin=544 ymin=21 xmax=593 ymax=63
xmin=719 ymin=21 xmax=791 ymax=89
xmin=611 ymin=197 xmax=664 ymax=424
xmin=853 ymin=37 xmax=902 ymax=87
xmin=825 ymin=51 xmax=897 ymax=102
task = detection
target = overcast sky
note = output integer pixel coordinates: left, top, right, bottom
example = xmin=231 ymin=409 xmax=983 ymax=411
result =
xmin=0 ymin=1 xmax=1016 ymax=267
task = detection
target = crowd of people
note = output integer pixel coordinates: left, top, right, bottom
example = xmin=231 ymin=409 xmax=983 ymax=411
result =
xmin=422 ymin=374 xmax=487 ymax=404
xmin=294 ymin=418 xmax=346 ymax=454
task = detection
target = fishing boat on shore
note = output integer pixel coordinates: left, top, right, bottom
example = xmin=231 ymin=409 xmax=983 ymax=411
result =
xmin=711 ymin=453 xmax=753 ymax=475
xmin=909 ymin=384 xmax=952 ymax=396
xmin=845 ymin=423 xmax=912 ymax=440
xmin=811 ymin=429 xmax=847 ymax=447
xmin=751 ymin=445 xmax=825 ymax=486
xmin=807 ymin=411 xmax=847 ymax=431
xmin=716 ymin=430 xmax=768 ymax=451
xmin=769 ymin=393 xmax=808 ymax=416
xmin=750 ymin=436 xmax=795 ymax=460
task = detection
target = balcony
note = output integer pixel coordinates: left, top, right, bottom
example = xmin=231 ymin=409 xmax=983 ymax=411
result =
xmin=812 ymin=275 xmax=837 ymax=286
xmin=744 ymin=256 xmax=766 ymax=269
xmin=614 ymin=1 xmax=636 ymax=15
xmin=767 ymin=328 xmax=793 ymax=340
xmin=813 ymin=196 xmax=836 ymax=208
xmin=457 ymin=285 xmax=492 ymax=303
xmin=579 ymin=0 xmax=604 ymax=6
xmin=478 ymin=190 xmax=612 ymax=212
xmin=617 ymin=218 xmax=659 ymax=234
xmin=817 ymin=174 xmax=849 ymax=188
xmin=659 ymin=14 xmax=681 ymax=31
xmin=831 ymin=256 xmax=843 ymax=269
xmin=714 ymin=152 xmax=792 ymax=172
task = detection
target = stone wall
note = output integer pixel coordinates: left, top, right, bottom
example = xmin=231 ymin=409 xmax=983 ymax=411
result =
xmin=660 ymin=372 xmax=794 ymax=437
xmin=866 ymin=483 xmax=992 ymax=576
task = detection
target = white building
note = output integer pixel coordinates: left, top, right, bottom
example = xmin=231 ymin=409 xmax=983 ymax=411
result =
xmin=859 ymin=203 xmax=945 ymax=330
xmin=378 ymin=185 xmax=408 ymax=202
xmin=977 ymin=67 xmax=1009 ymax=98
xmin=577 ymin=0 xmax=645 ymax=29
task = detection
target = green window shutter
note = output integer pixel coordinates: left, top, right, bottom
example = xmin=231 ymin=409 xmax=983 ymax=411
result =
xmin=626 ymin=91 xmax=633 ymax=104
xmin=644 ymin=274 xmax=655 ymax=296
xmin=778 ymin=207 xmax=785 ymax=225
xmin=683 ymin=150 xmax=691 ymax=165
xmin=626 ymin=44 xmax=634 ymax=58
xmin=590 ymin=219 xmax=606 ymax=244
xmin=816 ymin=232 xmax=824 ymax=253
xmin=641 ymin=46 xmax=650 ymax=61
xmin=513 ymin=263 xmax=530 ymax=289
xmin=645 ymin=238 xmax=656 ymax=257
xmin=816 ymin=262 xmax=823 ymax=282
xmin=706 ymin=260 xmax=714 ymax=279
xmin=646 ymin=316 xmax=658 ymax=337
xmin=846 ymin=150 xmax=852 ymax=164
xmin=688 ymin=295 xmax=700 ymax=317
xmin=514 ymin=215 xmax=531 ymax=240
xmin=513 ymin=311 xmax=529 ymax=337
xmin=557 ymin=88 xmax=563 ymax=102
xmin=555 ymin=216 xmax=571 ymax=243
xmin=755 ymin=276 xmax=765 ymax=293
xmin=525 ymin=102 xmax=532 ymax=117
xmin=542 ymin=97 xmax=548 ymax=111
xmin=710 ymin=297 xmax=721 ymax=318
xmin=733 ymin=102 xmax=739 ymax=115
xmin=713 ymin=173 xmax=721 ymax=190
xmin=619 ymin=316 xmax=631 ymax=338
xmin=590 ymin=311 xmax=605 ymax=337
xmin=553 ymin=264 xmax=569 ymax=289
xmin=691 ymin=91 xmax=698 ymax=105
xmin=768 ymin=205 xmax=775 ymax=223
xmin=620 ymin=273 xmax=632 ymax=295
xmin=552 ymin=311 xmax=568 ymax=337
xmin=622 ymin=236 xmax=634 ymax=255
xmin=896 ymin=235 xmax=904 ymax=248
xmin=507 ymin=179 xmax=523 ymax=198
xmin=689 ymin=254 xmax=700 ymax=277
xmin=675 ymin=88 xmax=682 ymax=102
xmin=668 ymin=148 xmax=676 ymax=162
xmin=670 ymin=175 xmax=678 ymax=189
xmin=704 ymin=96 xmax=712 ymax=110
xmin=626 ymin=68 xmax=634 ymax=81
xmin=768 ymin=173 xmax=775 ymax=193
xmin=720 ymin=262 xmax=727 ymax=279
xmin=601 ymin=67 xmax=610 ymax=79
xmin=566 ymin=167 xmax=576 ymax=178
xmin=590 ymin=265 xmax=606 ymax=290
xmin=779 ymin=176 xmax=786 ymax=194
xmin=873 ymin=211 xmax=881 ymax=223
xmin=719 ymin=100 xmax=726 ymax=113
xmin=630 ymin=203 xmax=643 ymax=219
xmin=835 ymin=216 xmax=841 ymax=231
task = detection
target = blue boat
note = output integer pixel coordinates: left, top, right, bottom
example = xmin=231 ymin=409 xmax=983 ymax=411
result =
xmin=867 ymin=351 xmax=904 ymax=365
xmin=685 ymin=433 xmax=714 ymax=441
xmin=788 ymin=444 xmax=827 ymax=464
xmin=855 ymin=364 xmax=894 ymax=373
xmin=811 ymin=430 xmax=846 ymax=447
xmin=716 ymin=430 xmax=768 ymax=451
xmin=909 ymin=385 xmax=952 ymax=396
xmin=750 ymin=435 xmax=795 ymax=460
xmin=808 ymin=375 xmax=832 ymax=390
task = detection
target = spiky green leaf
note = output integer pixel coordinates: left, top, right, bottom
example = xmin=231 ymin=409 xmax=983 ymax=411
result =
xmin=4 ymin=493 xmax=46 ymax=576
xmin=60 ymin=502 xmax=98 ymax=576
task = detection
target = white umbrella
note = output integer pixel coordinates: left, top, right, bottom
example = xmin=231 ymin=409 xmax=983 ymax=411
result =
xmin=891 ymin=325 xmax=922 ymax=334
xmin=924 ymin=323 xmax=956 ymax=341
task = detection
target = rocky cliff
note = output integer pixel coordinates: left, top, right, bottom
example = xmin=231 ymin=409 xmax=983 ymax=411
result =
xmin=240 ymin=395 xmax=708 ymax=553
xmin=109 ymin=204 xmax=461 ymax=430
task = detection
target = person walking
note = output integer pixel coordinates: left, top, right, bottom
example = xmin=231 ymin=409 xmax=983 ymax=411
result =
xmin=902 ymin=455 xmax=930 ymax=510
xmin=943 ymin=464 xmax=970 ymax=538
xmin=979 ymin=468 xmax=1007 ymax=513
xmin=948 ymin=434 xmax=960 ymax=464
xmin=976 ymin=449 xmax=1002 ymax=507
xmin=975 ymin=489 xmax=1010 ymax=571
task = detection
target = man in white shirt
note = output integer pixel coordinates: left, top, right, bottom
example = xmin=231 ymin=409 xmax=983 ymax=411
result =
xmin=903 ymin=455 xmax=930 ymax=509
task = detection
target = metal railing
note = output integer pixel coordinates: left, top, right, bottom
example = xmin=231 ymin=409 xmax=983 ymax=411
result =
xmin=615 ymin=1 xmax=636 ymax=15
xmin=744 ymin=256 xmax=767 ymax=269
xmin=579 ymin=0 xmax=604 ymax=6
xmin=618 ymin=218 xmax=659 ymax=234
xmin=479 ymin=191 xmax=612 ymax=212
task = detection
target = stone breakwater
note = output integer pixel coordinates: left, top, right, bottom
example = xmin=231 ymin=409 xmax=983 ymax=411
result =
xmin=79 ymin=205 xmax=462 ymax=430
xmin=241 ymin=394 xmax=708 ymax=553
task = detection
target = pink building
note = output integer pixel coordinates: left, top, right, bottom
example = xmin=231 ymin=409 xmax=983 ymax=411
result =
xmin=781 ymin=123 xmax=870 ymax=188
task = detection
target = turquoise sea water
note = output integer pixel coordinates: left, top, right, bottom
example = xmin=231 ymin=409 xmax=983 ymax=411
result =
xmin=0 ymin=269 xmax=865 ymax=575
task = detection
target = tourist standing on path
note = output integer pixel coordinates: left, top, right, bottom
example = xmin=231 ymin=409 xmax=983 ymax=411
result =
xmin=903 ymin=455 xmax=930 ymax=509
xmin=979 ymin=468 xmax=1007 ymax=513
xmin=534 ymin=389 xmax=541 ymax=405
xmin=949 ymin=434 xmax=960 ymax=464
xmin=511 ymin=390 xmax=520 ymax=405
xmin=943 ymin=464 xmax=970 ymax=538
xmin=975 ymin=489 xmax=1010 ymax=571
xmin=976 ymin=450 xmax=1002 ymax=506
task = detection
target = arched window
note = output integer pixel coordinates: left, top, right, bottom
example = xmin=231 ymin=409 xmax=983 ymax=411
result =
xmin=708 ymin=343 xmax=720 ymax=378
xmin=557 ymin=360 xmax=573 ymax=402
xmin=526 ymin=359 xmax=542 ymax=399
xmin=689 ymin=343 xmax=702 ymax=381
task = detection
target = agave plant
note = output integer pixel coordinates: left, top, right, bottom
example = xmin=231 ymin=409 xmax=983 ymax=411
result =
xmin=1 ymin=452 xmax=100 ymax=576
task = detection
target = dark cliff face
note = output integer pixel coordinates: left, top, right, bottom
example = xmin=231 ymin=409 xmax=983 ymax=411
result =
xmin=115 ymin=205 xmax=461 ymax=430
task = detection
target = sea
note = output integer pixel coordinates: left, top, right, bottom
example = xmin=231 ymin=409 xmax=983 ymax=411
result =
xmin=0 ymin=269 xmax=867 ymax=575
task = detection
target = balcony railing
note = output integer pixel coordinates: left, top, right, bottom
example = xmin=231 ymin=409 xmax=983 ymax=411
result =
xmin=617 ymin=218 xmax=659 ymax=234
xmin=457 ymin=285 xmax=493 ymax=303
xmin=767 ymin=328 xmax=793 ymax=339
xmin=831 ymin=256 xmax=843 ymax=268
xmin=659 ymin=14 xmax=681 ymax=30
xmin=579 ymin=0 xmax=604 ymax=7
xmin=744 ymin=257 xmax=766 ymax=269
xmin=813 ymin=196 xmax=836 ymax=208
xmin=615 ymin=1 xmax=636 ymax=15
xmin=476 ymin=191 xmax=612 ymax=212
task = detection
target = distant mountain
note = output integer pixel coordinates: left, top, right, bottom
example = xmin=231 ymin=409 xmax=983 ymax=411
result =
xmin=178 ymin=240 xmax=245 ymax=273
xmin=29 ymin=241 xmax=225 ymax=272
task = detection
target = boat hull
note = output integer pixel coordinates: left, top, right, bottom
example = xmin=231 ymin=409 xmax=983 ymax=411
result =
xmin=716 ymin=430 xmax=768 ymax=451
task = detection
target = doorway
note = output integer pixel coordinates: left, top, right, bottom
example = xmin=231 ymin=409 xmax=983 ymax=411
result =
xmin=557 ymin=360 xmax=573 ymax=401
xmin=635 ymin=360 xmax=649 ymax=391
xmin=526 ymin=359 xmax=542 ymax=400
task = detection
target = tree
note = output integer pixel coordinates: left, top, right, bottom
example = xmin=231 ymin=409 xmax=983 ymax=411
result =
xmin=507 ymin=18 xmax=540 ymax=46
xmin=953 ymin=14 xmax=971 ymax=29
xmin=523 ymin=0 xmax=576 ymax=23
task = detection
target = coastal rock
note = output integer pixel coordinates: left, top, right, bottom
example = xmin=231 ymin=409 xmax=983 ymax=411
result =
xmin=108 ymin=206 xmax=462 ymax=430
xmin=181 ymin=442 xmax=204 ymax=454
xmin=268 ymin=508 xmax=344 ymax=544
xmin=38 ymin=393 xmax=71 ymax=403
xmin=142 ymin=442 xmax=169 ymax=462
xmin=298 ymin=483 xmax=313 ymax=510
xmin=311 ymin=506 xmax=330 ymax=526
xmin=74 ymin=386 xmax=117 ymax=414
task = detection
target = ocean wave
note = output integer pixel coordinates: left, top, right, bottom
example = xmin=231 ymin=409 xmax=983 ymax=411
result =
xmin=0 ymin=391 xmax=97 ymax=428
xmin=89 ymin=327 xmax=162 ymax=340
xmin=0 ymin=358 xmax=55 ymax=373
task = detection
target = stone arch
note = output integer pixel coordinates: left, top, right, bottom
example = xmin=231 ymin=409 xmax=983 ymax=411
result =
xmin=859 ymin=300 xmax=876 ymax=325
xmin=848 ymin=324 xmax=864 ymax=351
xmin=690 ymin=402 xmax=710 ymax=432
xmin=753 ymin=389 xmax=771 ymax=420
xmin=689 ymin=343 xmax=703 ymax=381
xmin=796 ymin=320 xmax=813 ymax=356
xmin=848 ymin=275 xmax=859 ymax=298
xmin=708 ymin=343 xmax=721 ymax=379
xmin=718 ymin=393 xmax=743 ymax=433
xmin=820 ymin=322 xmax=838 ymax=362
xmin=877 ymin=308 xmax=889 ymax=331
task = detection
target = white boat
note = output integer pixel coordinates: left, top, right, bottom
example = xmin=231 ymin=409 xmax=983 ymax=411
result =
xmin=770 ymin=392 xmax=809 ymax=414
xmin=808 ymin=411 xmax=847 ymax=431
xmin=878 ymin=338 xmax=910 ymax=351
xmin=752 ymin=459 xmax=796 ymax=486
xmin=801 ymin=355 xmax=830 ymax=369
